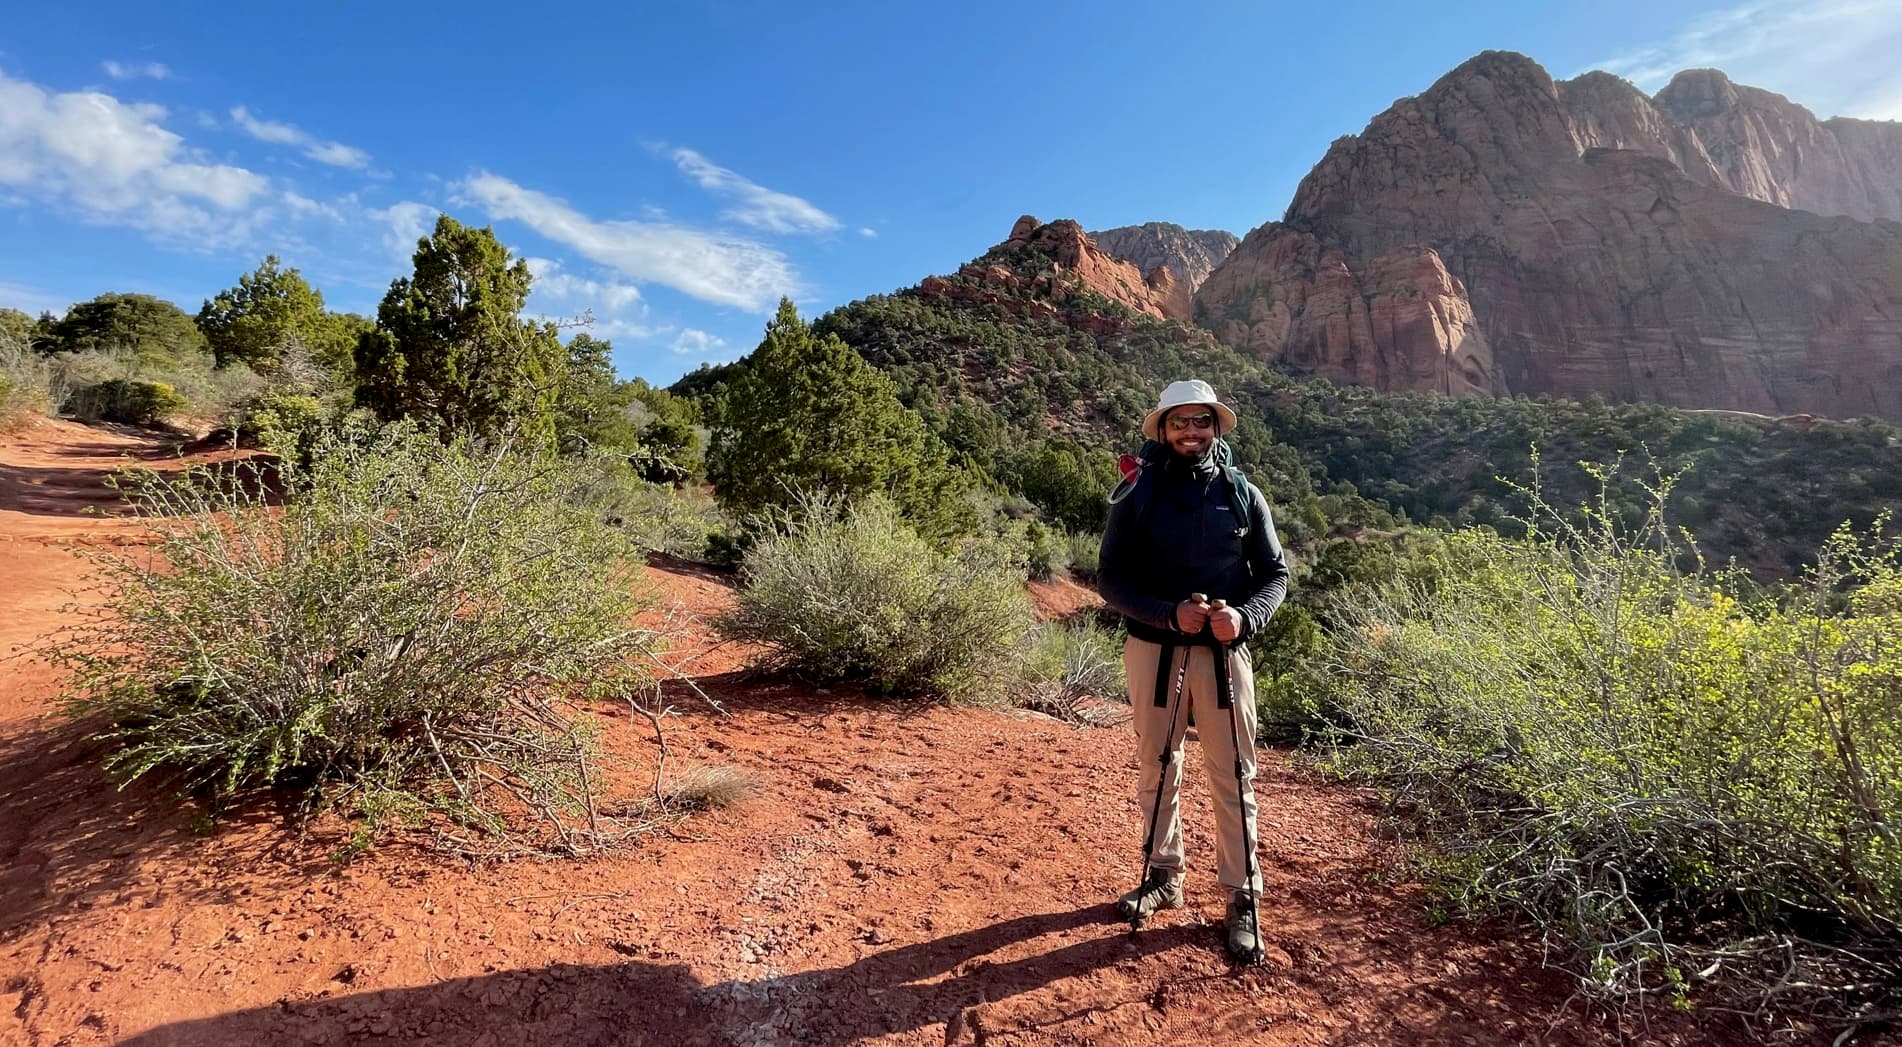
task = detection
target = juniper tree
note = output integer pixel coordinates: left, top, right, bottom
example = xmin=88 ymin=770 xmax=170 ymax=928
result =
xmin=707 ymin=299 xmax=974 ymax=537
xmin=197 ymin=256 xmax=358 ymax=376
xmin=40 ymin=293 xmax=210 ymax=367
xmin=355 ymin=215 xmax=563 ymax=441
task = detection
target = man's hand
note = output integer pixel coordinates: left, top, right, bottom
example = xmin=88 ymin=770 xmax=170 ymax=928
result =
xmin=1209 ymin=605 xmax=1244 ymax=645
xmin=1174 ymin=599 xmax=1210 ymax=634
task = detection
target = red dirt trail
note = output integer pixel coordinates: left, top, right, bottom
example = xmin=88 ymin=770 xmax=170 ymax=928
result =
xmin=0 ymin=419 xmax=1732 ymax=1046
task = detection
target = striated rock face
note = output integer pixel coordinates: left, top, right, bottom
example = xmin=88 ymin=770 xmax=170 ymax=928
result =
xmin=1207 ymin=231 xmax=1493 ymax=397
xmin=1090 ymin=222 xmax=1241 ymax=292
xmin=1143 ymin=264 xmax=1194 ymax=326
xmin=992 ymin=216 xmax=1192 ymax=321
xmin=1653 ymin=70 xmax=1902 ymax=222
xmin=1196 ymin=50 xmax=1902 ymax=420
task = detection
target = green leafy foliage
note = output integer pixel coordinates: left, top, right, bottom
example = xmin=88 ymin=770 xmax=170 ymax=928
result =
xmin=1250 ymin=532 xmax=1453 ymax=737
xmin=56 ymin=425 xmax=667 ymax=855
xmin=235 ymin=390 xmax=338 ymax=469
xmin=196 ymin=256 xmax=359 ymax=375
xmin=1064 ymin=529 xmax=1102 ymax=577
xmin=552 ymin=333 xmax=639 ymax=453
xmin=65 ymin=379 xmax=190 ymax=426
xmin=797 ymin=253 xmax=1902 ymax=577
xmin=629 ymin=383 xmax=704 ymax=482
xmin=1007 ymin=442 xmax=1119 ymax=535
xmin=0 ymin=373 xmax=46 ymax=433
xmin=1310 ymin=468 xmax=1902 ymax=1024
xmin=563 ymin=453 xmax=733 ymax=561
xmin=354 ymin=215 xmax=564 ymax=442
xmin=1257 ymin=387 xmax=1902 ymax=578
xmin=706 ymin=300 xmax=977 ymax=538
xmin=0 ymin=320 xmax=52 ymax=432
xmin=718 ymin=494 xmax=1032 ymax=701
xmin=38 ymin=292 xmax=211 ymax=367
xmin=810 ymin=284 xmax=1380 ymax=552
xmin=0 ymin=308 xmax=36 ymax=351
xmin=1013 ymin=518 xmax=1071 ymax=580
xmin=1019 ymin=617 xmax=1126 ymax=724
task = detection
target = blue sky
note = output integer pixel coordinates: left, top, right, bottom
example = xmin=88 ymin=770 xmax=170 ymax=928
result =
xmin=4 ymin=1 xmax=1901 ymax=385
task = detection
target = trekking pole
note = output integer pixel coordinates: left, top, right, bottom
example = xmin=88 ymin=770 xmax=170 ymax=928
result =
xmin=1207 ymin=598 xmax=1263 ymax=964
xmin=1129 ymin=597 xmax=1200 ymax=934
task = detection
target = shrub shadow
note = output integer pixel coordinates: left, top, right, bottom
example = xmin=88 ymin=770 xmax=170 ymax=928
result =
xmin=0 ymin=452 xmax=280 ymax=520
xmin=117 ymin=906 xmax=1213 ymax=1046
xmin=0 ymin=713 xmax=332 ymax=947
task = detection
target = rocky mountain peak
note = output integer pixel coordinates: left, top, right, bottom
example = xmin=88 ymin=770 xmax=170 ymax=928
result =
xmin=1196 ymin=50 xmax=1902 ymax=421
xmin=984 ymin=216 xmax=1190 ymax=321
xmin=1653 ymin=68 xmax=1742 ymax=118
xmin=1089 ymin=222 xmax=1240 ymax=294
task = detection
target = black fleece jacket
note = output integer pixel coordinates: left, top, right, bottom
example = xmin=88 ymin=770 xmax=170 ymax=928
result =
xmin=1097 ymin=452 xmax=1291 ymax=644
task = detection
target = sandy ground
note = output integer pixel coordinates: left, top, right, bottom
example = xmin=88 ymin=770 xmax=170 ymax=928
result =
xmin=0 ymin=417 xmax=1745 ymax=1046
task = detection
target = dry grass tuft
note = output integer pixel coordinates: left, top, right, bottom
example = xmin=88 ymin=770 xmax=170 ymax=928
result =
xmin=664 ymin=765 xmax=760 ymax=811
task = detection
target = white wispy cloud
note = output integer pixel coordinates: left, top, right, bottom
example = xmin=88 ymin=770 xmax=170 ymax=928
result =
xmin=0 ymin=67 xmax=271 ymax=247
xmin=588 ymin=317 xmax=673 ymax=341
xmin=858 ymin=227 xmax=878 ymax=238
xmin=0 ymin=279 xmax=68 ymax=316
xmin=305 ymin=141 xmax=371 ymax=168
xmin=102 ymin=60 xmax=173 ymax=81
xmin=281 ymin=190 xmax=341 ymax=221
xmin=228 ymin=106 xmax=300 ymax=145
xmin=367 ymin=201 xmax=438 ymax=264
xmin=230 ymin=105 xmax=372 ymax=169
xmin=524 ymin=256 xmax=645 ymax=318
xmin=1592 ymin=1 xmax=1902 ymax=120
xmin=666 ymin=147 xmax=841 ymax=235
xmin=669 ymin=328 xmax=727 ymax=357
xmin=460 ymin=171 xmax=800 ymax=311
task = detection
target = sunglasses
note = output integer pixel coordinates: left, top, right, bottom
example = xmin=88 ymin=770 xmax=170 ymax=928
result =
xmin=1165 ymin=412 xmax=1216 ymax=432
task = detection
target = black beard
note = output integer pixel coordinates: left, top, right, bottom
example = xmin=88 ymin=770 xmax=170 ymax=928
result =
xmin=1163 ymin=438 xmax=1217 ymax=473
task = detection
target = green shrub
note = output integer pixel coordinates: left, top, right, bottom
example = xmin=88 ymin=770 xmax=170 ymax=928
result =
xmin=1310 ymin=469 xmax=1902 ymax=1026
xmin=701 ymin=527 xmax=752 ymax=568
xmin=167 ymin=359 xmax=267 ymax=424
xmin=1249 ymin=603 xmax=1325 ymax=740
xmin=566 ymin=456 xmax=732 ymax=562
xmin=1 ymin=333 xmax=53 ymax=432
xmin=719 ymin=494 xmax=1032 ymax=701
xmin=56 ymin=425 xmax=667 ymax=855
xmin=1019 ymin=618 xmax=1125 ymax=723
xmin=237 ymin=390 xmax=330 ymax=465
xmin=0 ymin=373 xmax=47 ymax=433
xmin=1019 ymin=519 xmax=1070 ymax=580
xmin=1066 ymin=530 xmax=1102 ymax=577
xmin=66 ymin=378 xmax=189 ymax=425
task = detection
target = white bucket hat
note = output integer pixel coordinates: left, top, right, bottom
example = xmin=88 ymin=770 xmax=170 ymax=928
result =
xmin=1141 ymin=379 xmax=1239 ymax=440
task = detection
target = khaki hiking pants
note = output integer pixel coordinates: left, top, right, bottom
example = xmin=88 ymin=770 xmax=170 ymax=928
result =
xmin=1125 ymin=636 xmax=1262 ymax=894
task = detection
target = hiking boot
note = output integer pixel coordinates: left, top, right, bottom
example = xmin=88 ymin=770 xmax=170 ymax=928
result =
xmin=1225 ymin=890 xmax=1264 ymax=964
xmin=1115 ymin=867 xmax=1184 ymax=921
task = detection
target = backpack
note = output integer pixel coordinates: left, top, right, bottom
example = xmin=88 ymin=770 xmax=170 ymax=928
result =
xmin=1108 ymin=437 xmax=1252 ymax=539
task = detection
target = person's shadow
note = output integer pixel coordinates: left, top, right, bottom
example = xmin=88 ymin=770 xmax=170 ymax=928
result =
xmin=119 ymin=905 xmax=1212 ymax=1045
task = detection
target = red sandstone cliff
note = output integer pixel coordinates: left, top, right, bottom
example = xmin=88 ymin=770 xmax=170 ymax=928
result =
xmin=1652 ymin=69 xmax=1902 ymax=223
xmin=1195 ymin=51 xmax=1902 ymax=420
xmin=974 ymin=216 xmax=1193 ymax=322
xmin=1089 ymin=223 xmax=1240 ymax=293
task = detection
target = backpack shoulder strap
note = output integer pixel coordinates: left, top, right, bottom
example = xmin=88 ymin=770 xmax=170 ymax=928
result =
xmin=1213 ymin=439 xmax=1253 ymax=538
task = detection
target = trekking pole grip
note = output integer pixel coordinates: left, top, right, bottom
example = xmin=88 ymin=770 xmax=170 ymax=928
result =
xmin=1209 ymin=598 xmax=1234 ymax=649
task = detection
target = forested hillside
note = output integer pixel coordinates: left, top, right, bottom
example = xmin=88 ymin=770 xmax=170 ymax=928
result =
xmin=751 ymin=228 xmax=1902 ymax=576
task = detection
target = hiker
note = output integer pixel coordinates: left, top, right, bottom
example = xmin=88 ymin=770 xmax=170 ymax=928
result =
xmin=1098 ymin=378 xmax=1290 ymax=964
